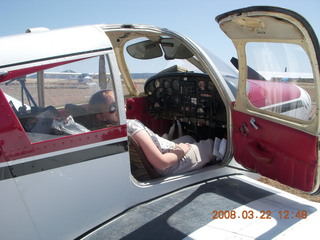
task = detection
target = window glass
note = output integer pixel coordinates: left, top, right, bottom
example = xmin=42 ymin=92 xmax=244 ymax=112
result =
xmin=123 ymin=37 xmax=202 ymax=94
xmin=246 ymin=42 xmax=315 ymax=121
xmin=1 ymin=55 xmax=118 ymax=143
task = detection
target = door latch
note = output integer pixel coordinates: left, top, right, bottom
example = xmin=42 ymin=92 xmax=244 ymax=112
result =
xmin=240 ymin=122 xmax=249 ymax=136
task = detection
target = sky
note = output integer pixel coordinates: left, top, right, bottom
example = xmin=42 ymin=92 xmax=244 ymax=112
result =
xmin=0 ymin=0 xmax=319 ymax=67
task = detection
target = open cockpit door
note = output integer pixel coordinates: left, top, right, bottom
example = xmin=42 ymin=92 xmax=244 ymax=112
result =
xmin=216 ymin=6 xmax=320 ymax=194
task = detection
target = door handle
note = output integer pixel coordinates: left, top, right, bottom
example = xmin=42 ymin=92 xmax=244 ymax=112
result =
xmin=250 ymin=117 xmax=259 ymax=130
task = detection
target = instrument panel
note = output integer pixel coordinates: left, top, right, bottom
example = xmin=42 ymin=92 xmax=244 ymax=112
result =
xmin=144 ymin=72 xmax=226 ymax=126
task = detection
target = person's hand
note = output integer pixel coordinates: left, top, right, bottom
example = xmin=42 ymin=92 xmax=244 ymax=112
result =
xmin=176 ymin=143 xmax=191 ymax=155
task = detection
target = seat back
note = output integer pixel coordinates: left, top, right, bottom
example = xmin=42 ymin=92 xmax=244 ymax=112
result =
xmin=128 ymin=135 xmax=162 ymax=180
xmin=19 ymin=105 xmax=61 ymax=134
xmin=64 ymin=104 xmax=91 ymax=128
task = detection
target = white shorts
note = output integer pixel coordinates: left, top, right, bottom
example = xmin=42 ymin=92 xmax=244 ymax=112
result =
xmin=158 ymin=138 xmax=214 ymax=176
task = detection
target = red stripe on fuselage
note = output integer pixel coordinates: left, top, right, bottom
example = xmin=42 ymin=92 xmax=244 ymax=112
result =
xmin=0 ymin=122 xmax=127 ymax=162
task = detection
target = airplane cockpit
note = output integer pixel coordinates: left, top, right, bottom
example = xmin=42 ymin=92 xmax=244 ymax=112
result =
xmin=114 ymin=35 xmax=232 ymax=180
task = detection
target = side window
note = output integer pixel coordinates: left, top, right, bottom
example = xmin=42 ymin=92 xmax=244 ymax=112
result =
xmin=1 ymin=55 xmax=117 ymax=143
xmin=246 ymin=42 xmax=315 ymax=121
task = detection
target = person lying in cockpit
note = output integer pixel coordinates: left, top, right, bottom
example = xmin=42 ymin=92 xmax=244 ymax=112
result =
xmin=88 ymin=90 xmax=214 ymax=176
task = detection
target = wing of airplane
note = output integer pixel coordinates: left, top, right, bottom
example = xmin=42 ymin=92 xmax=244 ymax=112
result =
xmin=0 ymin=6 xmax=318 ymax=240
xmin=82 ymin=175 xmax=320 ymax=240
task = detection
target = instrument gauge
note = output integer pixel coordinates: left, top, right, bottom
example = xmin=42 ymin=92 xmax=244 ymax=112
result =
xmin=174 ymin=95 xmax=180 ymax=104
xmin=207 ymin=81 xmax=214 ymax=91
xmin=164 ymin=80 xmax=171 ymax=89
xmin=155 ymin=89 xmax=161 ymax=99
xmin=197 ymin=107 xmax=204 ymax=113
xmin=172 ymin=79 xmax=179 ymax=91
xmin=198 ymin=80 xmax=206 ymax=91
xmin=146 ymin=83 xmax=155 ymax=93
xmin=154 ymin=79 xmax=161 ymax=88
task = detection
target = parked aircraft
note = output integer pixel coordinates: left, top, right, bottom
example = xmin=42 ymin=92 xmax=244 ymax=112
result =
xmin=0 ymin=6 xmax=319 ymax=240
xmin=77 ymin=73 xmax=97 ymax=84
xmin=32 ymin=71 xmax=98 ymax=83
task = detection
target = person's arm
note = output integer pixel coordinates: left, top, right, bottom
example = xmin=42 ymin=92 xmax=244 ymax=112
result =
xmin=132 ymin=130 xmax=190 ymax=171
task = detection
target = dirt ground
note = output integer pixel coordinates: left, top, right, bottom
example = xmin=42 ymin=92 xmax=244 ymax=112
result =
xmin=258 ymin=177 xmax=320 ymax=203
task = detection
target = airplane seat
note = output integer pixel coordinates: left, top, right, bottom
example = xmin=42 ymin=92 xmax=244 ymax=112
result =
xmin=19 ymin=105 xmax=62 ymax=134
xmin=20 ymin=105 xmax=90 ymax=140
xmin=128 ymin=134 xmax=162 ymax=180
xmin=64 ymin=103 xmax=91 ymax=129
